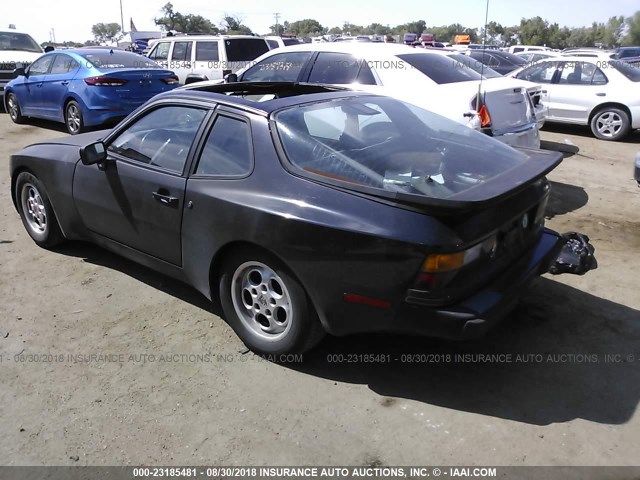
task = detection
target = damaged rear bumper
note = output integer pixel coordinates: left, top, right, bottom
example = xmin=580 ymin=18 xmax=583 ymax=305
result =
xmin=387 ymin=228 xmax=597 ymax=340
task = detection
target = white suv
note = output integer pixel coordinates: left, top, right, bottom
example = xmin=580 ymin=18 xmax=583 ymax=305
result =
xmin=147 ymin=35 xmax=269 ymax=85
xmin=0 ymin=26 xmax=43 ymax=98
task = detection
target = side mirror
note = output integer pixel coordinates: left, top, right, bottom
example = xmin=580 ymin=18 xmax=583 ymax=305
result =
xmin=80 ymin=142 xmax=107 ymax=165
xmin=224 ymin=73 xmax=238 ymax=83
xmin=13 ymin=67 xmax=26 ymax=77
xmin=44 ymin=45 xmax=55 ymax=53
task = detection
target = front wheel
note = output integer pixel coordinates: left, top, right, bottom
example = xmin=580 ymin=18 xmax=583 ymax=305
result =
xmin=590 ymin=107 xmax=630 ymax=141
xmin=218 ymin=250 xmax=325 ymax=355
xmin=6 ymin=93 xmax=25 ymax=124
xmin=65 ymin=100 xmax=84 ymax=135
xmin=15 ymin=172 xmax=64 ymax=248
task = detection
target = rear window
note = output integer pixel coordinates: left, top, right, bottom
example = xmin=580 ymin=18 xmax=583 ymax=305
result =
xmin=448 ymin=54 xmax=501 ymax=78
xmin=275 ymin=96 xmax=527 ymax=201
xmin=81 ymin=51 xmax=159 ymax=69
xmin=398 ymin=53 xmax=483 ymax=84
xmin=609 ymin=60 xmax=640 ymax=82
xmin=225 ymin=38 xmax=269 ymax=62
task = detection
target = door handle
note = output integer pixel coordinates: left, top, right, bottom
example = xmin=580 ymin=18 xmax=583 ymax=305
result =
xmin=36 ymin=83 xmax=43 ymax=88
xmin=596 ymin=92 xmax=606 ymax=96
xmin=61 ymin=81 xmax=69 ymax=86
xmin=152 ymin=191 xmax=179 ymax=207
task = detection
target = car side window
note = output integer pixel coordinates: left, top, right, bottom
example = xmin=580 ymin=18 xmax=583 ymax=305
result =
xmin=266 ymin=39 xmax=279 ymax=49
xmin=149 ymin=42 xmax=170 ymax=61
xmin=195 ymin=41 xmax=219 ymax=62
xmin=195 ymin=116 xmax=252 ymax=176
xmin=108 ymin=106 xmax=207 ymax=173
xmin=50 ymin=55 xmax=71 ymax=74
xmin=516 ymin=61 xmax=559 ymax=83
xmin=171 ymin=41 xmax=192 ymax=62
xmin=308 ymin=52 xmax=376 ymax=85
xmin=28 ymin=55 xmax=53 ymax=75
xmin=241 ymin=52 xmax=312 ymax=82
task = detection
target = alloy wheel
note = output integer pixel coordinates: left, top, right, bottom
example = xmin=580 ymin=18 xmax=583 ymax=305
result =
xmin=20 ymin=182 xmax=47 ymax=235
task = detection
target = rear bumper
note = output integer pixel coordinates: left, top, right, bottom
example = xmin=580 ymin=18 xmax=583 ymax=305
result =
xmin=493 ymin=122 xmax=541 ymax=149
xmin=323 ymin=228 xmax=564 ymax=339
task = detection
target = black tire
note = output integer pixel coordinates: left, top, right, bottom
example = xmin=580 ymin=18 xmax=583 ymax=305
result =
xmin=15 ymin=172 xmax=65 ymax=248
xmin=6 ymin=93 xmax=26 ymax=124
xmin=65 ymin=100 xmax=84 ymax=135
xmin=218 ymin=249 xmax=325 ymax=355
xmin=590 ymin=107 xmax=630 ymax=141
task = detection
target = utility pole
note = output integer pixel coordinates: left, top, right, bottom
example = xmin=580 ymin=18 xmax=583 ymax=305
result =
xmin=274 ymin=12 xmax=280 ymax=35
xmin=120 ymin=0 xmax=125 ymax=34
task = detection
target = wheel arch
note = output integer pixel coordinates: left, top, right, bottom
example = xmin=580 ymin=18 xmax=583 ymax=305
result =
xmin=588 ymin=102 xmax=632 ymax=124
xmin=12 ymin=167 xmax=66 ymax=239
xmin=207 ymin=240 xmax=329 ymax=330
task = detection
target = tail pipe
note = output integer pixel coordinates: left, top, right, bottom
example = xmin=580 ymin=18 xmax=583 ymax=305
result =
xmin=549 ymin=232 xmax=597 ymax=276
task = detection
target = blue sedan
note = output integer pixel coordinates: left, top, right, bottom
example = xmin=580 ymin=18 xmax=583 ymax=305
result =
xmin=4 ymin=48 xmax=179 ymax=134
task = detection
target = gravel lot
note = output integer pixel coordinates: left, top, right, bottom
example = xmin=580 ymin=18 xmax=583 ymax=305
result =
xmin=1 ymin=113 xmax=639 ymax=467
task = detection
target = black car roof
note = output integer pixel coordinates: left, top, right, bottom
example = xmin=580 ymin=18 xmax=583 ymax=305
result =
xmin=156 ymin=82 xmax=372 ymax=116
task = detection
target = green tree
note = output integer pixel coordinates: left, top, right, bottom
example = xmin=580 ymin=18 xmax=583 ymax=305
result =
xmin=221 ymin=15 xmax=252 ymax=35
xmin=155 ymin=3 xmax=218 ymax=34
xmin=623 ymin=11 xmax=640 ymax=45
xmin=604 ymin=16 xmax=625 ymax=47
xmin=519 ymin=16 xmax=550 ymax=45
xmin=91 ymin=22 xmax=121 ymax=42
xmin=287 ymin=19 xmax=324 ymax=37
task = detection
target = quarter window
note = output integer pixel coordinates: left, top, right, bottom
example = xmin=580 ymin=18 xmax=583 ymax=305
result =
xmin=195 ymin=116 xmax=252 ymax=176
xmin=108 ymin=106 xmax=207 ymax=173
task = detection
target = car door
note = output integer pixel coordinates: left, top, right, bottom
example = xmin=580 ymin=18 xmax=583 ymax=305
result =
xmin=546 ymin=61 xmax=609 ymax=123
xmin=72 ymin=104 xmax=209 ymax=266
xmin=193 ymin=40 xmax=220 ymax=80
xmin=17 ymin=55 xmax=54 ymax=117
xmin=515 ymin=60 xmax=562 ymax=119
xmin=41 ymin=54 xmax=79 ymax=119
xmin=148 ymin=41 xmax=171 ymax=70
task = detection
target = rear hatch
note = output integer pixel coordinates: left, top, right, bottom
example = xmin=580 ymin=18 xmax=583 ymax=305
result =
xmin=224 ymin=38 xmax=270 ymax=73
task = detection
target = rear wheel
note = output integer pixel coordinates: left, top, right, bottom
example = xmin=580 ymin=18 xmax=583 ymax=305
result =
xmin=65 ymin=100 xmax=84 ymax=135
xmin=6 ymin=93 xmax=25 ymax=124
xmin=218 ymin=249 xmax=325 ymax=355
xmin=15 ymin=172 xmax=64 ymax=248
xmin=590 ymin=107 xmax=630 ymax=141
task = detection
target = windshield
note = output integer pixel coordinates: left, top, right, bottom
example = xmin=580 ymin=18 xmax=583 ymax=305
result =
xmin=0 ymin=32 xmax=42 ymax=53
xmin=80 ymin=51 xmax=160 ymax=69
xmin=448 ymin=54 xmax=501 ymax=78
xmin=398 ymin=53 xmax=484 ymax=84
xmin=275 ymin=96 xmax=527 ymax=200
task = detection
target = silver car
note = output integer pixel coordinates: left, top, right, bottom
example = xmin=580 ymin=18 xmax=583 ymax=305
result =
xmin=510 ymin=55 xmax=640 ymax=141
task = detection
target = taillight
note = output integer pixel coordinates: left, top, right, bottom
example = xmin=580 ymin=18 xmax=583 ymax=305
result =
xmin=84 ymin=76 xmax=128 ymax=86
xmin=414 ymin=239 xmax=493 ymax=291
xmin=478 ymin=104 xmax=491 ymax=128
xmin=162 ymin=75 xmax=179 ymax=85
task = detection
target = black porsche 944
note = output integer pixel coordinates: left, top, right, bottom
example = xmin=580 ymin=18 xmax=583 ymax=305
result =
xmin=9 ymin=82 xmax=596 ymax=354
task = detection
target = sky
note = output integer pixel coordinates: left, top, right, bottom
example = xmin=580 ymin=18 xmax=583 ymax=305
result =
xmin=7 ymin=0 xmax=640 ymax=44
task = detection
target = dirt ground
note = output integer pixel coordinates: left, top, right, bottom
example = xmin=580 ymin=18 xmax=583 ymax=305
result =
xmin=1 ymin=113 xmax=639 ymax=468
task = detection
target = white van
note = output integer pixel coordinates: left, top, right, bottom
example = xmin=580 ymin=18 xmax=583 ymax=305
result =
xmin=508 ymin=45 xmax=552 ymax=54
xmin=147 ymin=35 xmax=270 ymax=84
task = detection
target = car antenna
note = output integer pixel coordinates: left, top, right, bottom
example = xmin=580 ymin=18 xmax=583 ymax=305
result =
xmin=478 ymin=0 xmax=490 ymax=117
